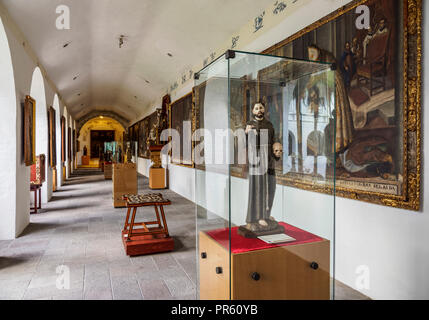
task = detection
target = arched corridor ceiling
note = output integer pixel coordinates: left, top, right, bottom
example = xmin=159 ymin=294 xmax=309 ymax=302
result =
xmin=0 ymin=0 xmax=274 ymax=121
xmin=76 ymin=110 xmax=129 ymax=135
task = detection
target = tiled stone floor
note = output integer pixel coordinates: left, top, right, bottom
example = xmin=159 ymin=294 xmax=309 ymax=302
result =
xmin=0 ymin=169 xmax=370 ymax=300
xmin=0 ymin=169 xmax=197 ymax=300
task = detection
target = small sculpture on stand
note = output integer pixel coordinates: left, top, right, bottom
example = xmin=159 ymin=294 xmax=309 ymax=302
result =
xmin=148 ymin=107 xmax=169 ymax=189
xmin=126 ymin=141 xmax=133 ymax=163
xmin=238 ymin=102 xmax=285 ymax=238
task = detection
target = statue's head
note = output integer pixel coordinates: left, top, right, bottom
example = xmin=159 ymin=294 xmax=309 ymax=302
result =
xmin=273 ymin=142 xmax=283 ymax=160
xmin=252 ymin=102 xmax=265 ymax=120
xmin=378 ymin=18 xmax=386 ymax=31
xmin=345 ymin=41 xmax=351 ymax=52
xmin=308 ymin=45 xmax=320 ymax=61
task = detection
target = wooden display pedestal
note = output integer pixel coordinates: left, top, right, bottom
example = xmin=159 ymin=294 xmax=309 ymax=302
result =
xmin=122 ymin=230 xmax=174 ymax=256
xmin=52 ymin=168 xmax=57 ymax=192
xmin=122 ymin=194 xmax=174 ymax=257
xmin=149 ymin=167 xmax=166 ymax=189
xmin=62 ymin=166 xmax=66 ymax=182
xmin=104 ymin=162 xmax=112 ymax=180
xmin=199 ymin=227 xmax=330 ymax=300
xmin=113 ymin=163 xmax=137 ymax=208
xmin=82 ymin=155 xmax=90 ymax=166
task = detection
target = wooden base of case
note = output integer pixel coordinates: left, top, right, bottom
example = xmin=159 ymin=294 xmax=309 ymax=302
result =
xmin=149 ymin=167 xmax=166 ymax=189
xmin=122 ymin=229 xmax=174 ymax=256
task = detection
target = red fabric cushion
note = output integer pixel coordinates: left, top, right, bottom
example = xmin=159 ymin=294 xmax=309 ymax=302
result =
xmin=206 ymin=222 xmax=324 ymax=254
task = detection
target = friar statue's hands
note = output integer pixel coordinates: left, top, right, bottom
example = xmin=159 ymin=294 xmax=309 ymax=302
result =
xmin=245 ymin=124 xmax=254 ymax=135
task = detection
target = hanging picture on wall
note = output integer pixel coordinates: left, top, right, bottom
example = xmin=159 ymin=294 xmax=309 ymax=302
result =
xmin=73 ymin=129 xmax=77 ymax=158
xmin=24 ymin=95 xmax=36 ymax=166
xmin=260 ymin=0 xmax=422 ymax=210
xmin=193 ymin=83 xmax=206 ymax=171
xmin=162 ymin=94 xmax=171 ymax=125
xmin=47 ymin=107 xmax=57 ymax=168
xmin=68 ymin=127 xmax=71 ymax=162
xmin=138 ymin=118 xmax=150 ymax=158
xmin=61 ymin=116 xmax=66 ymax=164
xmin=137 ymin=111 xmax=161 ymax=159
xmin=128 ymin=122 xmax=138 ymax=156
xmin=193 ymin=77 xmax=257 ymax=176
xmin=169 ymin=92 xmax=194 ymax=167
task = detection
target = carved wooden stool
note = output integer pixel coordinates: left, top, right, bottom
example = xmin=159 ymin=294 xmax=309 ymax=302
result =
xmin=30 ymin=184 xmax=42 ymax=214
xmin=122 ymin=193 xmax=174 ymax=256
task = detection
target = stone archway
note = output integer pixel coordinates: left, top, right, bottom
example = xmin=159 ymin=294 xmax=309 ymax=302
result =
xmin=30 ymin=67 xmax=50 ymax=203
xmin=0 ymin=17 xmax=17 ymax=239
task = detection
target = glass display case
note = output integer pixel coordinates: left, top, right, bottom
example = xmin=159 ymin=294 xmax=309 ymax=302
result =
xmin=194 ymin=50 xmax=336 ymax=300
xmin=103 ymin=140 xmax=138 ymax=164
xmin=125 ymin=141 xmax=138 ymax=164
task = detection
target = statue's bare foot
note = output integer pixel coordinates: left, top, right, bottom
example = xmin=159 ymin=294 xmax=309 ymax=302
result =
xmin=268 ymin=216 xmax=276 ymax=221
xmin=259 ymin=219 xmax=268 ymax=227
xmin=246 ymin=223 xmax=259 ymax=232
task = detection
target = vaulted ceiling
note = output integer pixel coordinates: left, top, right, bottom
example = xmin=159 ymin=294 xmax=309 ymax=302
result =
xmin=1 ymin=0 xmax=274 ymax=121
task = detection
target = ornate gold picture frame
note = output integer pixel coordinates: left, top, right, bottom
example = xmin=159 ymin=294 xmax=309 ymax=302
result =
xmin=261 ymin=0 xmax=421 ymax=211
xmin=24 ymin=95 xmax=36 ymax=167
xmin=169 ymin=92 xmax=195 ymax=168
xmin=48 ymin=106 xmax=57 ymax=168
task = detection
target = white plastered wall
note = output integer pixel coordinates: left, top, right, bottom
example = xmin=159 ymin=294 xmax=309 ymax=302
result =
xmin=0 ymin=4 xmax=73 ymax=238
xmin=0 ymin=15 xmax=17 ymax=240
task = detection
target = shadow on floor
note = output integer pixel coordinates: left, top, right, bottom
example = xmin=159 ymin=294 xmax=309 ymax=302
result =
xmin=50 ymin=192 xmax=109 ymax=202
xmin=0 ymin=257 xmax=30 ymax=270
xmin=41 ymin=203 xmax=98 ymax=212
xmin=18 ymin=223 xmax=61 ymax=237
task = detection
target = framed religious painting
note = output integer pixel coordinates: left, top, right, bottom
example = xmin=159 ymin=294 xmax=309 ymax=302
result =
xmin=61 ymin=116 xmax=66 ymax=164
xmin=67 ymin=127 xmax=72 ymax=162
xmin=147 ymin=110 xmax=159 ymax=145
xmin=193 ymin=82 xmax=206 ymax=171
xmin=231 ymin=76 xmax=258 ymax=178
xmin=128 ymin=122 xmax=138 ymax=156
xmin=24 ymin=95 xmax=36 ymax=166
xmin=73 ymin=129 xmax=76 ymax=158
xmin=162 ymin=94 xmax=171 ymax=126
xmin=47 ymin=107 xmax=57 ymax=168
xmin=138 ymin=118 xmax=150 ymax=158
xmin=169 ymin=92 xmax=194 ymax=167
xmin=193 ymin=76 xmax=257 ymax=175
xmin=262 ymin=0 xmax=422 ymax=210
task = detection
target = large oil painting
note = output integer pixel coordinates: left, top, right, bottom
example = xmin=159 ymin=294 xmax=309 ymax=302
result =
xmin=61 ymin=116 xmax=66 ymax=164
xmin=48 ymin=107 xmax=57 ymax=168
xmin=24 ymin=95 xmax=36 ymax=167
xmin=261 ymin=0 xmax=421 ymax=210
xmin=138 ymin=119 xmax=149 ymax=158
xmin=137 ymin=111 xmax=158 ymax=159
xmin=127 ymin=122 xmax=139 ymax=156
xmin=68 ymin=127 xmax=71 ymax=162
xmin=170 ymin=93 xmax=194 ymax=167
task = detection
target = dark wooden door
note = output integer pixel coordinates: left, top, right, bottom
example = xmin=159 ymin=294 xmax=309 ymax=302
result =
xmin=90 ymin=130 xmax=115 ymax=158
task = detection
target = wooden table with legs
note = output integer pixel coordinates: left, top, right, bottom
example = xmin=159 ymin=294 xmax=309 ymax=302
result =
xmin=122 ymin=193 xmax=174 ymax=256
xmin=30 ymin=183 xmax=42 ymax=214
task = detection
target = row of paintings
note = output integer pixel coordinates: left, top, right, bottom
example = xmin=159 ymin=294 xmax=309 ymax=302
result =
xmin=24 ymin=95 xmax=74 ymax=169
xmin=128 ymin=111 xmax=158 ymax=159
xmin=128 ymin=0 xmax=421 ymax=210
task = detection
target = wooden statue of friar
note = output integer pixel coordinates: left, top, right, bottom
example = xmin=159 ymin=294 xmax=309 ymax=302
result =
xmin=238 ymin=101 xmax=285 ymax=238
